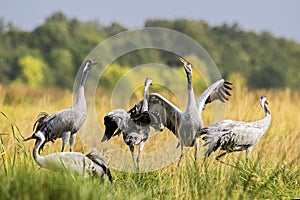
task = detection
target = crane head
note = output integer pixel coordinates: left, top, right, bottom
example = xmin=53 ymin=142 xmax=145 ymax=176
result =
xmin=260 ymin=96 xmax=268 ymax=105
xmin=260 ymin=96 xmax=271 ymax=114
xmin=144 ymin=77 xmax=153 ymax=86
xmin=83 ymin=59 xmax=97 ymax=71
xmin=179 ymin=57 xmax=192 ymax=75
xmin=24 ymin=131 xmax=47 ymax=153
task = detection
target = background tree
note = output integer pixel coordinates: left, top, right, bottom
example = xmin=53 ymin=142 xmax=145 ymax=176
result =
xmin=15 ymin=55 xmax=45 ymax=87
xmin=0 ymin=13 xmax=299 ymax=89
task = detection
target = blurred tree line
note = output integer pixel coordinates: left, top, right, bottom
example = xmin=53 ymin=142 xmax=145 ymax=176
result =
xmin=0 ymin=12 xmax=299 ymax=89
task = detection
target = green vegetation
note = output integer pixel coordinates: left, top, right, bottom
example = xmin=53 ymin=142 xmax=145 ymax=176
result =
xmin=1 ymin=12 xmax=300 ymax=89
xmin=0 ymin=11 xmax=299 ymax=199
xmin=0 ymin=85 xmax=299 ymax=199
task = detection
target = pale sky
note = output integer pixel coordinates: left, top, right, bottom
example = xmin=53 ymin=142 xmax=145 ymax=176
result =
xmin=1 ymin=0 xmax=300 ymax=43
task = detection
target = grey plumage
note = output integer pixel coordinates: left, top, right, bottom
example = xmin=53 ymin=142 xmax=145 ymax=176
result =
xmin=201 ymin=96 xmax=271 ymax=167
xmin=101 ymin=77 xmax=163 ymax=168
xmin=24 ymin=131 xmax=112 ymax=181
xmin=139 ymin=57 xmax=232 ymax=163
xmin=33 ymin=60 xmax=96 ymax=152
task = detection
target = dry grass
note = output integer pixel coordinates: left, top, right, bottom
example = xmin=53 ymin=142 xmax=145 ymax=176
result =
xmin=0 ymin=83 xmax=299 ymax=199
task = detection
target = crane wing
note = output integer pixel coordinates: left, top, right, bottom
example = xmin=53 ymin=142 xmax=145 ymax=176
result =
xmin=147 ymin=93 xmax=182 ymax=135
xmin=201 ymin=120 xmax=265 ymax=156
xmin=86 ymin=149 xmax=112 ymax=181
xmin=101 ymin=109 xmax=129 ymax=142
xmin=196 ymin=79 xmax=233 ymax=112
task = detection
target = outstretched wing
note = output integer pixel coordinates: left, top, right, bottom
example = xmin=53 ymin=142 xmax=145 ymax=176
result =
xmin=101 ymin=109 xmax=129 ymax=142
xmin=147 ymin=93 xmax=182 ymax=135
xmin=196 ymin=79 xmax=233 ymax=112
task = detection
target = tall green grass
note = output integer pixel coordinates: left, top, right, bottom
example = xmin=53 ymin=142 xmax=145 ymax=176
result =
xmin=0 ymin=85 xmax=299 ymax=199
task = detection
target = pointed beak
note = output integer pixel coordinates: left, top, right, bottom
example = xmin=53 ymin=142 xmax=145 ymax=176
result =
xmin=178 ymin=57 xmax=187 ymax=65
xmin=265 ymin=100 xmax=269 ymax=105
xmin=23 ymin=135 xmax=34 ymax=142
xmin=178 ymin=57 xmax=191 ymax=71
xmin=91 ymin=59 xmax=97 ymax=65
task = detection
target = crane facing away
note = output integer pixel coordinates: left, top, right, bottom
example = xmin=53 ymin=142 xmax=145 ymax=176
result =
xmin=200 ymin=96 xmax=271 ymax=168
xmin=134 ymin=57 xmax=233 ymax=164
xmin=24 ymin=131 xmax=112 ymax=181
xmin=33 ymin=60 xmax=96 ymax=152
xmin=101 ymin=77 xmax=163 ymax=169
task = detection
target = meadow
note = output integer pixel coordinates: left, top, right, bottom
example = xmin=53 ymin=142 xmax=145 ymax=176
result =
xmin=0 ymin=83 xmax=299 ymax=199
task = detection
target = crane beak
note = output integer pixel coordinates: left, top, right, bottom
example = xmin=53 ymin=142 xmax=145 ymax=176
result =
xmin=91 ymin=59 xmax=97 ymax=65
xmin=23 ymin=134 xmax=34 ymax=141
xmin=178 ymin=57 xmax=191 ymax=72
xmin=265 ymin=100 xmax=269 ymax=105
xmin=178 ymin=57 xmax=187 ymax=65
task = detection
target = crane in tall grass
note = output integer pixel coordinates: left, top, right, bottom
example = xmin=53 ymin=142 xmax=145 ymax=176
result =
xmin=24 ymin=131 xmax=112 ymax=181
xmin=33 ymin=60 xmax=96 ymax=152
xmin=101 ymin=77 xmax=163 ymax=169
xmin=136 ymin=57 xmax=233 ymax=164
xmin=200 ymin=96 xmax=271 ymax=168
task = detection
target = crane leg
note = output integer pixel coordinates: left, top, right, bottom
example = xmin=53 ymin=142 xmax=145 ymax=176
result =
xmin=129 ymin=145 xmax=138 ymax=169
xmin=61 ymin=131 xmax=71 ymax=152
xmin=246 ymin=147 xmax=253 ymax=160
xmin=177 ymin=142 xmax=184 ymax=167
xmin=136 ymin=141 xmax=145 ymax=170
xmin=216 ymin=152 xmax=238 ymax=168
xmin=69 ymin=133 xmax=76 ymax=152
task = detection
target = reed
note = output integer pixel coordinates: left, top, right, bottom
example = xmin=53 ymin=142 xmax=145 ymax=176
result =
xmin=0 ymin=84 xmax=299 ymax=199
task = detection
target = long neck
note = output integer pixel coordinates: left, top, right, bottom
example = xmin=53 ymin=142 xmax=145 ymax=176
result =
xmin=75 ymin=68 xmax=89 ymax=107
xmin=263 ymin=104 xmax=271 ymax=117
xmin=141 ymin=83 xmax=150 ymax=112
xmin=260 ymin=103 xmax=271 ymax=133
xmin=32 ymin=139 xmax=44 ymax=167
xmin=186 ymin=73 xmax=196 ymax=111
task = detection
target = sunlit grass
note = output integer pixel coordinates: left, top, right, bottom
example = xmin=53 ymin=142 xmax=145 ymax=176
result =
xmin=0 ymin=84 xmax=299 ymax=199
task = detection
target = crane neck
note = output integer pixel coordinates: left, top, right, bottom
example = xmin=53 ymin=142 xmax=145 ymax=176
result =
xmin=186 ymin=72 xmax=196 ymax=111
xmin=32 ymin=137 xmax=44 ymax=167
xmin=75 ymin=67 xmax=90 ymax=107
xmin=263 ymin=104 xmax=271 ymax=116
xmin=141 ymin=83 xmax=150 ymax=112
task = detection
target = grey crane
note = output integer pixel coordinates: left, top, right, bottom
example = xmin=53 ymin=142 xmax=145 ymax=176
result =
xmin=136 ymin=57 xmax=232 ymax=164
xmin=24 ymin=130 xmax=112 ymax=181
xmin=101 ymin=77 xmax=163 ymax=168
xmin=200 ymin=96 xmax=271 ymax=167
xmin=33 ymin=60 xmax=96 ymax=152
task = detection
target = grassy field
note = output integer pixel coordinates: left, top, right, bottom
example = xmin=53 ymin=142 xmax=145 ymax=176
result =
xmin=0 ymin=83 xmax=299 ymax=199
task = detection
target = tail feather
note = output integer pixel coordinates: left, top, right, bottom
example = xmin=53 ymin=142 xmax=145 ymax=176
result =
xmin=33 ymin=112 xmax=49 ymax=132
xmin=202 ymin=132 xmax=223 ymax=157
xmin=86 ymin=149 xmax=112 ymax=182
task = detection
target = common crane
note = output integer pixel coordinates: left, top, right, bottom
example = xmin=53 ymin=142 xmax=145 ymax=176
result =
xmin=33 ymin=60 xmax=96 ymax=152
xmin=101 ymin=77 xmax=163 ymax=169
xmin=24 ymin=131 xmax=112 ymax=181
xmin=200 ymin=96 xmax=271 ymax=167
xmin=135 ymin=57 xmax=232 ymax=164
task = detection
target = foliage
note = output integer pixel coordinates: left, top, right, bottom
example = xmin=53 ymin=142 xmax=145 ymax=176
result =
xmin=48 ymin=48 xmax=74 ymax=88
xmin=1 ymin=13 xmax=300 ymax=89
xmin=15 ymin=55 xmax=45 ymax=87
